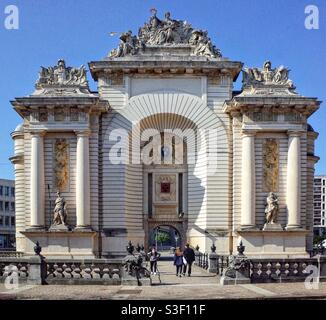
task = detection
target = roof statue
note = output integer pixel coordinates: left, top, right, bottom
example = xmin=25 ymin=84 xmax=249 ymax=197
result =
xmin=33 ymin=59 xmax=92 ymax=96
xmin=109 ymin=9 xmax=222 ymax=58
xmin=241 ymin=61 xmax=297 ymax=96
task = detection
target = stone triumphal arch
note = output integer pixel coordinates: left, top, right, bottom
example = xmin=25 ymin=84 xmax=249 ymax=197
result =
xmin=11 ymin=11 xmax=320 ymax=259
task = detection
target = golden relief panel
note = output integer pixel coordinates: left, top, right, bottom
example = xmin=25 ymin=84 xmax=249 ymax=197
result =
xmin=53 ymin=139 xmax=69 ymax=191
xmin=263 ymin=138 xmax=279 ymax=192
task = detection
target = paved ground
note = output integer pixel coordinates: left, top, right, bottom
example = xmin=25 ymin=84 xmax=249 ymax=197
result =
xmin=1 ymin=259 xmax=326 ymax=300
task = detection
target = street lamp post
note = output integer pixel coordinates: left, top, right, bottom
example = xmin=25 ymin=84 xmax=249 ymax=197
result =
xmin=155 ymin=227 xmax=160 ymax=249
xmin=175 ymin=232 xmax=179 ymax=248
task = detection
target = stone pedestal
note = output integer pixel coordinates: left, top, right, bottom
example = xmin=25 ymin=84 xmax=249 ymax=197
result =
xmin=48 ymin=224 xmax=70 ymax=232
xmin=235 ymin=229 xmax=309 ymax=258
xmin=263 ymin=223 xmax=283 ymax=231
xmin=26 ymin=255 xmax=47 ymax=285
xmin=22 ymin=230 xmax=97 ymax=259
xmin=208 ymin=252 xmax=218 ymax=273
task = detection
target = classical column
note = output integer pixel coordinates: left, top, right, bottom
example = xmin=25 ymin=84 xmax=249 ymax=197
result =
xmin=75 ymin=130 xmax=91 ymax=229
xmin=240 ymin=130 xmax=256 ymax=229
xmin=286 ymin=131 xmax=302 ymax=229
xmin=30 ymin=131 xmax=45 ymax=229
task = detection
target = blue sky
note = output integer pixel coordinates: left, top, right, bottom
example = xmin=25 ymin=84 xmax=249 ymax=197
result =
xmin=0 ymin=0 xmax=325 ymax=179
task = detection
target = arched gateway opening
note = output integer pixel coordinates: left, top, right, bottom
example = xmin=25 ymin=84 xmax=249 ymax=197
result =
xmin=148 ymin=225 xmax=182 ymax=251
xmin=135 ymin=114 xmax=195 ymax=253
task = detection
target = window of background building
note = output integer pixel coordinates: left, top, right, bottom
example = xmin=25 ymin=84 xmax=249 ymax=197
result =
xmin=323 ymin=180 xmax=326 ymax=186
xmin=0 ymin=216 xmax=3 ymax=225
xmin=11 ymin=187 xmax=15 ymax=197
xmin=0 ymin=201 xmax=3 ymax=211
xmin=0 ymin=186 xmax=3 ymax=196
xmin=5 ymin=216 xmax=9 ymax=226
xmin=11 ymin=217 xmax=15 ymax=226
xmin=5 ymin=187 xmax=9 ymax=197
xmin=4 ymin=202 xmax=9 ymax=212
xmin=10 ymin=202 xmax=15 ymax=212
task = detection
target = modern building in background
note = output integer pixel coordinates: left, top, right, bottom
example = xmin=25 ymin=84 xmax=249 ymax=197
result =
xmin=0 ymin=179 xmax=15 ymax=249
xmin=314 ymin=175 xmax=326 ymax=237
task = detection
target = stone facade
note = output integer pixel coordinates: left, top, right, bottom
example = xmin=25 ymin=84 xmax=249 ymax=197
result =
xmin=10 ymin=12 xmax=320 ymax=258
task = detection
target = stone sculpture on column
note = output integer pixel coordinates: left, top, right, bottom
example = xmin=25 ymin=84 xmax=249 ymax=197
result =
xmin=50 ymin=191 xmax=69 ymax=230
xmin=263 ymin=192 xmax=283 ymax=230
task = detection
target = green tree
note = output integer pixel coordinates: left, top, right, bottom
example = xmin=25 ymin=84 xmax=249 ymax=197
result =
xmin=155 ymin=232 xmax=170 ymax=250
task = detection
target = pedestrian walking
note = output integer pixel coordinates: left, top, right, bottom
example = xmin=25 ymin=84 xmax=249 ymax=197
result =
xmin=182 ymin=243 xmax=195 ymax=276
xmin=173 ymin=247 xmax=184 ymax=277
xmin=147 ymin=244 xmax=161 ymax=275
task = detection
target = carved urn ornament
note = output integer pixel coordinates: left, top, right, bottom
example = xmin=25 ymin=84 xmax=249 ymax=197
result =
xmin=127 ymin=241 xmax=135 ymax=255
xmin=34 ymin=241 xmax=42 ymax=255
xmin=237 ymin=241 xmax=245 ymax=256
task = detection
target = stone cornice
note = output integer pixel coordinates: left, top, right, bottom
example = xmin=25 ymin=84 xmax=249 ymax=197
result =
xmin=11 ymin=97 xmax=109 ymax=118
xmin=307 ymin=154 xmax=320 ymax=165
xmin=223 ymin=95 xmax=320 ymax=117
xmin=89 ymin=59 xmax=243 ymax=81
xmin=307 ymin=130 xmax=319 ymax=140
xmin=9 ymin=154 xmax=24 ymax=165
xmin=27 ymin=124 xmax=90 ymax=133
xmin=10 ymin=130 xmax=24 ymax=139
xmin=242 ymin=123 xmax=305 ymax=132
xmin=11 ymin=96 xmax=100 ymax=107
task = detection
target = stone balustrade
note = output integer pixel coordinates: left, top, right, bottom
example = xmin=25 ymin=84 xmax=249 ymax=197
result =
xmin=45 ymin=259 xmax=123 ymax=284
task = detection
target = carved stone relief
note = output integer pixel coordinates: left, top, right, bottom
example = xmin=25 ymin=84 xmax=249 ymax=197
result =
xmin=37 ymin=59 xmax=88 ymax=87
xmin=39 ymin=108 xmax=48 ymax=122
xmin=263 ymin=139 xmax=279 ymax=192
xmin=155 ymin=175 xmax=176 ymax=202
xmin=54 ymin=108 xmax=65 ymax=121
xmin=241 ymin=61 xmax=297 ymax=96
xmin=109 ymin=10 xmax=221 ymax=58
xmin=53 ymin=139 xmax=69 ymax=191
xmin=70 ymin=107 xmax=79 ymax=121
xmin=253 ymin=112 xmax=278 ymax=122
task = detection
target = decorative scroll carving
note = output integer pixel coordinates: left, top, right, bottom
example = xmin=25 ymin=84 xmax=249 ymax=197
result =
xmin=109 ymin=10 xmax=221 ymax=58
xmin=70 ymin=107 xmax=79 ymax=121
xmin=54 ymin=108 xmax=65 ymax=121
xmin=263 ymin=138 xmax=279 ymax=192
xmin=54 ymin=139 xmax=69 ymax=191
xmin=242 ymin=61 xmax=297 ymax=96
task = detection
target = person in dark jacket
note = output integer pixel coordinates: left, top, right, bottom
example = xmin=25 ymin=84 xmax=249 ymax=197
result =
xmin=173 ymin=247 xmax=184 ymax=277
xmin=147 ymin=245 xmax=161 ymax=275
xmin=182 ymin=243 xmax=195 ymax=276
